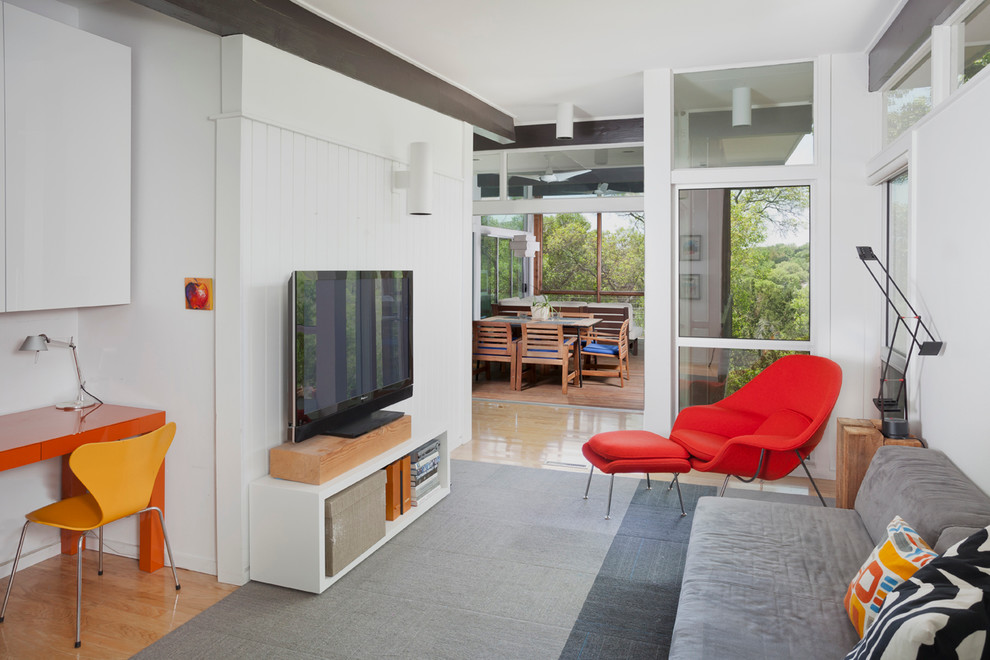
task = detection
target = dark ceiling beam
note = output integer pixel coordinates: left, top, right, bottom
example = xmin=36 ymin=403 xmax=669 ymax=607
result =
xmin=869 ymin=0 xmax=966 ymax=91
xmin=474 ymin=118 xmax=643 ymax=151
xmin=130 ymin=0 xmax=516 ymax=143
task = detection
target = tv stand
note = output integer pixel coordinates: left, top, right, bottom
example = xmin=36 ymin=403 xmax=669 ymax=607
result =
xmin=328 ymin=410 xmax=404 ymax=438
xmin=250 ymin=416 xmax=449 ymax=593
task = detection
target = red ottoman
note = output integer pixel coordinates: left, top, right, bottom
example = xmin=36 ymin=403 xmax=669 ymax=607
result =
xmin=582 ymin=430 xmax=691 ymax=519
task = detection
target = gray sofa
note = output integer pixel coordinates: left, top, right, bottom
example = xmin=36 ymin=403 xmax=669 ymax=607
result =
xmin=669 ymin=446 xmax=990 ymax=659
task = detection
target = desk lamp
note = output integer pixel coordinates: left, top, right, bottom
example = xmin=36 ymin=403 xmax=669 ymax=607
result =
xmin=19 ymin=334 xmax=97 ymax=410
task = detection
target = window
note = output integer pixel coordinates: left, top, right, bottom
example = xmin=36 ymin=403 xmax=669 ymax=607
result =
xmin=677 ymin=186 xmax=811 ymax=410
xmin=961 ymin=0 xmax=990 ymax=86
xmin=883 ymin=53 xmax=932 ymax=146
xmin=537 ymin=212 xmax=645 ymax=328
xmin=673 ymin=62 xmax=814 ymax=169
xmin=886 ymin=172 xmax=910 ymax=357
xmin=478 ymin=215 xmax=530 ymax=317
xmin=474 ymin=147 xmax=644 ymax=201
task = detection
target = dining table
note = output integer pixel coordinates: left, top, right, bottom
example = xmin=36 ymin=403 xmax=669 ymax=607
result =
xmin=484 ymin=314 xmax=602 ymax=387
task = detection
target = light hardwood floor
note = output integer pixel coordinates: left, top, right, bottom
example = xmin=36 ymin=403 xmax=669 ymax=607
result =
xmin=458 ymin=399 xmax=836 ymax=498
xmin=0 ymin=549 xmax=235 ymax=658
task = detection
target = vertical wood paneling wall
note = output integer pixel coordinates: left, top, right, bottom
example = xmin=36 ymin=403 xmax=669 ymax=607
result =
xmin=217 ymin=114 xmax=470 ymax=583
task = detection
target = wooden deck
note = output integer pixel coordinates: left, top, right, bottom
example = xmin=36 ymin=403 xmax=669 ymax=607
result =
xmin=471 ymin=341 xmax=645 ymax=411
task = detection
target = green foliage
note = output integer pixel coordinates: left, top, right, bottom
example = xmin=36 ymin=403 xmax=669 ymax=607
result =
xmin=541 ymin=213 xmax=597 ymax=291
xmin=885 ymin=88 xmax=931 ymax=143
xmin=728 ymin=188 xmax=810 ymax=342
xmin=964 ymin=49 xmax=990 ymax=84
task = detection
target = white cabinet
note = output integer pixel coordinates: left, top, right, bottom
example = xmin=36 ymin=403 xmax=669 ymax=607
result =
xmin=2 ymin=3 xmax=131 ymax=312
xmin=250 ymin=425 xmax=450 ymax=593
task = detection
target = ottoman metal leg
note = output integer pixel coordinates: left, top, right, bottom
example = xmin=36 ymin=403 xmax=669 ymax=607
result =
xmin=606 ymin=474 xmax=615 ymax=519
xmin=583 ymin=465 xmax=594 ymax=499
xmin=672 ymin=474 xmax=686 ymax=517
xmin=645 ymin=473 xmax=652 ymax=490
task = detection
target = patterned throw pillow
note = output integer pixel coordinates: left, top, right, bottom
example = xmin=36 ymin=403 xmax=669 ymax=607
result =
xmin=845 ymin=516 xmax=939 ymax=637
xmin=846 ymin=525 xmax=990 ymax=659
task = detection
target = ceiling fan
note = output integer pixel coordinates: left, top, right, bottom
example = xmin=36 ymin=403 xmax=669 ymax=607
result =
xmin=515 ymin=156 xmax=590 ymax=183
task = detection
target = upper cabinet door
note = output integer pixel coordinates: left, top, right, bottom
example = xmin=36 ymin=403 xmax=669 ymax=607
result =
xmin=3 ymin=4 xmax=131 ymax=312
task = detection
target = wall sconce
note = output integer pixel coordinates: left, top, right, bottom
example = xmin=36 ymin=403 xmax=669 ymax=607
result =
xmin=393 ymin=142 xmax=433 ymax=215
xmin=732 ymin=86 xmax=752 ymax=127
xmin=19 ymin=334 xmax=99 ymax=410
xmin=556 ymin=102 xmax=574 ymax=140
xmin=510 ymin=234 xmax=539 ymax=258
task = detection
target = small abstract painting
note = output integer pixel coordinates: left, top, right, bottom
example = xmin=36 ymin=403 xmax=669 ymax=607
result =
xmin=184 ymin=278 xmax=213 ymax=310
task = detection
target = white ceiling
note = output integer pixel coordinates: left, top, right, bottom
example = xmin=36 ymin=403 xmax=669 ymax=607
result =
xmin=292 ymin=0 xmax=904 ymax=125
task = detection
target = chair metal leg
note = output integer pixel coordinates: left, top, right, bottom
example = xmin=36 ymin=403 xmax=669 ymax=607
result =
xmin=605 ymin=474 xmax=614 ymax=520
xmin=718 ymin=474 xmax=731 ymax=497
xmin=141 ymin=507 xmax=181 ymax=590
xmin=667 ymin=478 xmax=675 ymax=491
xmin=672 ymin=474 xmax=686 ymax=517
xmin=98 ymin=526 xmax=104 ymax=576
xmin=1 ymin=521 xmax=31 ymax=623
xmin=75 ymin=534 xmax=84 ymax=647
xmin=645 ymin=473 xmax=652 ymax=490
xmin=583 ymin=465 xmax=594 ymax=499
xmin=796 ymin=451 xmax=828 ymax=507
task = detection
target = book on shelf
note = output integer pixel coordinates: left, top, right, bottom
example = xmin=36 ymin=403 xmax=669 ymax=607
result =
xmin=411 ymin=465 xmax=437 ymax=485
xmin=410 ymin=481 xmax=439 ymax=505
xmin=410 ymin=455 xmax=438 ymax=476
xmin=411 ymin=472 xmax=439 ymax=496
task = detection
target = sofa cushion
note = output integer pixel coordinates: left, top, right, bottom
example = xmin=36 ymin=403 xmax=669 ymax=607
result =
xmin=669 ymin=497 xmax=875 ymax=659
xmin=845 ymin=525 xmax=990 ymax=660
xmin=844 ymin=516 xmax=938 ymax=636
xmin=855 ymin=446 xmax=990 ymax=548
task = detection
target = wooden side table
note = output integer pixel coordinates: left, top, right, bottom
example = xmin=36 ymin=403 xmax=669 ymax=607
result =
xmin=836 ymin=418 xmax=923 ymax=509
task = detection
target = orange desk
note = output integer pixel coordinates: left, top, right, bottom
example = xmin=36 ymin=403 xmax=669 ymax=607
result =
xmin=0 ymin=404 xmax=167 ymax=572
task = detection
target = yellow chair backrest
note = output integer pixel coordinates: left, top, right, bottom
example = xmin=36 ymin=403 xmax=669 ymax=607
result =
xmin=68 ymin=422 xmax=176 ymax=525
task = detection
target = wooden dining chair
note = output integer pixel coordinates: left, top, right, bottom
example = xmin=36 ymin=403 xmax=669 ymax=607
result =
xmin=519 ymin=323 xmax=578 ymax=394
xmin=582 ymin=318 xmax=630 ymax=386
xmin=472 ymin=320 xmax=520 ymax=388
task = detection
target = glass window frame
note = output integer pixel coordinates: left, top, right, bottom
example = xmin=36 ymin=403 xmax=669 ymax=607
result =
xmin=882 ymin=47 xmax=933 ymax=147
xmin=673 ymin=174 xmax=818 ymax=413
xmin=672 ymin=61 xmax=816 ymax=170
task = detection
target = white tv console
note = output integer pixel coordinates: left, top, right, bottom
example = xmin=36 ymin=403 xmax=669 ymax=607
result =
xmin=248 ymin=418 xmax=448 ymax=593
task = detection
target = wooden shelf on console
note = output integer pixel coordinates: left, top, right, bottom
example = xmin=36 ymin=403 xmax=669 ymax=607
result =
xmin=270 ymin=415 xmax=411 ymax=485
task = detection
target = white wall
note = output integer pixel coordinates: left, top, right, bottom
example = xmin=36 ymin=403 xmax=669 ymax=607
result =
xmin=911 ymin=71 xmax=990 ymax=494
xmin=0 ymin=0 xmax=220 ymax=576
xmin=215 ymin=36 xmax=472 ymax=584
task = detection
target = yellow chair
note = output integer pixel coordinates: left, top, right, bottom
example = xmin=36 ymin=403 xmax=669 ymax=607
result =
xmin=0 ymin=422 xmax=180 ymax=648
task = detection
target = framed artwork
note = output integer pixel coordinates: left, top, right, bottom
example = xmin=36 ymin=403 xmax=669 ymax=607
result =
xmin=680 ymin=235 xmax=702 ymax=261
xmin=680 ymin=274 xmax=701 ymax=300
xmin=184 ymin=277 xmax=213 ymax=310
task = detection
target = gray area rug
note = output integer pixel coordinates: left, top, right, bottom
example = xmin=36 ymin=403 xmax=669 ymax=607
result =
xmin=559 ymin=478 xmax=715 ymax=659
xmin=134 ymin=463 xmax=829 ymax=659
xmin=134 ymin=460 xmax=642 ymax=659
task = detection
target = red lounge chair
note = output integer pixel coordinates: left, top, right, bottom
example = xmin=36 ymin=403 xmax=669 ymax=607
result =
xmin=669 ymin=354 xmax=842 ymax=505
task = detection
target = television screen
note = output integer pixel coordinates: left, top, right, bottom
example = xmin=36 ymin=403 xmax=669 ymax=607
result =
xmin=291 ymin=270 xmax=413 ymax=441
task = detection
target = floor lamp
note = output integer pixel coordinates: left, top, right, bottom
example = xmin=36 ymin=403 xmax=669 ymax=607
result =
xmin=856 ymin=246 xmax=942 ymax=438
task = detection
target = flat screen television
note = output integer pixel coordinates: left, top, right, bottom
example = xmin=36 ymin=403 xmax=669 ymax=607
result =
xmin=288 ymin=270 xmax=413 ymax=442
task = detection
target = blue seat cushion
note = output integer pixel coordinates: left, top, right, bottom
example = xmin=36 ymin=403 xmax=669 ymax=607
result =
xmin=583 ymin=342 xmax=619 ymax=357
